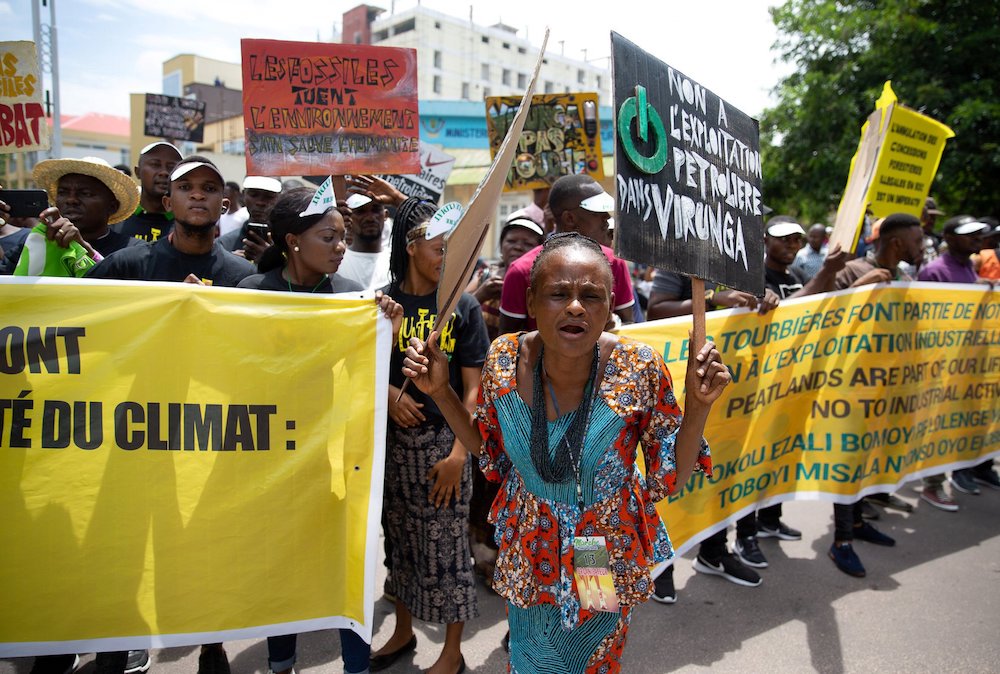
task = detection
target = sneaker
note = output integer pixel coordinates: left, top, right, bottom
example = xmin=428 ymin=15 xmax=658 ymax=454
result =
xmin=865 ymin=493 xmax=914 ymax=513
xmin=693 ymin=552 xmax=762 ymax=587
xmin=852 ymin=521 xmax=895 ymax=546
xmin=829 ymin=542 xmax=866 ymax=577
xmin=124 ymin=651 xmax=151 ymax=674
xmin=197 ymin=645 xmax=230 ymax=674
xmin=972 ymin=468 xmax=1000 ymax=490
xmin=757 ymin=520 xmax=802 ymax=541
xmin=950 ymin=470 xmax=980 ymax=495
xmin=860 ymin=500 xmax=881 ymax=520
xmin=920 ymin=485 xmax=959 ymax=512
xmin=650 ymin=568 xmax=677 ymax=604
xmin=734 ymin=536 xmax=768 ymax=568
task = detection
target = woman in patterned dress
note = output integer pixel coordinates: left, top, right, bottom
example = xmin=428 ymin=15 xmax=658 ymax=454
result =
xmin=401 ymin=233 xmax=731 ymax=673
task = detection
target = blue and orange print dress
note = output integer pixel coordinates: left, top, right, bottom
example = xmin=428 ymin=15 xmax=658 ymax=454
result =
xmin=475 ymin=333 xmax=712 ymax=673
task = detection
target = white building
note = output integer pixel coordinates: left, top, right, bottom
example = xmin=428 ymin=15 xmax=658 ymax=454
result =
xmin=356 ymin=5 xmax=610 ymax=104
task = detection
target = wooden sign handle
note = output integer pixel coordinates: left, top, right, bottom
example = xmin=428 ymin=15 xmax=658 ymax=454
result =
xmin=332 ymin=176 xmax=347 ymax=202
xmin=691 ymin=277 xmax=707 ymax=354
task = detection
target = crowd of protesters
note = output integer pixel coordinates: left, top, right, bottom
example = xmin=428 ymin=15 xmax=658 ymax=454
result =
xmin=2 ymin=136 xmax=998 ymax=674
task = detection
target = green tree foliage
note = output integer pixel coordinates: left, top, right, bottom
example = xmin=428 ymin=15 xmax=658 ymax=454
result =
xmin=761 ymin=0 xmax=1000 ymax=222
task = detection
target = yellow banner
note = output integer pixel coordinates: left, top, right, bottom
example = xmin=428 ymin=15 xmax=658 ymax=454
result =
xmin=0 ymin=278 xmax=390 ymax=656
xmin=621 ymin=283 xmax=1000 ymax=555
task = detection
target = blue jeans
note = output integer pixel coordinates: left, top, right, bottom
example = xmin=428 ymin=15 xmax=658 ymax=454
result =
xmin=268 ymin=629 xmax=370 ymax=673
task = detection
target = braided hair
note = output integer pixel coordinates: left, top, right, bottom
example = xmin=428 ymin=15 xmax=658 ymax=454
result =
xmin=528 ymin=231 xmax=612 ymax=289
xmin=388 ymin=196 xmax=439 ymax=289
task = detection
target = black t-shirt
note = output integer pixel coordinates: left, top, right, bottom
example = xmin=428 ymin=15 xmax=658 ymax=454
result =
xmin=385 ymin=285 xmax=490 ymax=422
xmin=91 ymin=228 xmax=140 ymax=258
xmin=238 ymin=267 xmax=364 ymax=294
xmin=114 ymin=209 xmax=174 ymax=242
xmin=87 ymin=238 xmax=255 ymax=286
xmin=0 ymin=227 xmax=30 ymax=275
xmin=765 ymin=266 xmax=804 ymax=299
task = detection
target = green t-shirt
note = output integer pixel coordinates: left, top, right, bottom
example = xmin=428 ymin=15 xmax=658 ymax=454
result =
xmin=13 ymin=223 xmax=96 ymax=277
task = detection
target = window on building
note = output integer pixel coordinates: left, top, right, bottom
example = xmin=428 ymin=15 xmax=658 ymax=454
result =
xmin=502 ymin=69 xmax=511 ymax=86
xmin=596 ymin=75 xmax=602 ymax=90
xmin=518 ymin=46 xmax=526 ymax=54
xmin=503 ymin=42 xmax=510 ymax=49
xmin=461 ymin=82 xmax=470 ymax=99
xmin=482 ymin=35 xmax=489 ymax=44
xmin=354 ymin=32 xmax=362 ymax=44
xmin=394 ymin=18 xmax=415 ymax=34
xmin=578 ymin=69 xmax=585 ymax=84
xmin=517 ymin=73 xmax=527 ymax=88
xmin=483 ymin=86 xmax=491 ymax=98
xmin=433 ymin=75 xmax=442 ymax=94
xmin=373 ymin=29 xmax=388 ymax=41
xmin=435 ymin=21 xmax=441 ymax=28
xmin=544 ymin=81 xmax=554 ymax=94
xmin=434 ymin=50 xmax=442 ymax=68
xmin=481 ymin=63 xmax=490 ymax=80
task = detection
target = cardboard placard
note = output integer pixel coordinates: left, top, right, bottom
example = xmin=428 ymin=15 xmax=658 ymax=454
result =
xmin=143 ymin=93 xmax=207 ymax=143
xmin=611 ymin=33 xmax=764 ymax=295
xmin=241 ymin=39 xmax=420 ymax=177
xmin=376 ymin=141 xmax=455 ymax=203
xmin=485 ymin=92 xmax=604 ymax=191
xmin=833 ymin=82 xmax=954 ymax=252
xmin=0 ymin=41 xmax=48 ymax=154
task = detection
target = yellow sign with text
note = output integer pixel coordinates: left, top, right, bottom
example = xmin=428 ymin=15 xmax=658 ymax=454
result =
xmin=622 ymin=283 xmax=1000 ymax=555
xmin=0 ymin=279 xmax=390 ymax=656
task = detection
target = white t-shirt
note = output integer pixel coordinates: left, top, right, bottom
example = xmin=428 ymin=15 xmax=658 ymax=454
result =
xmin=338 ymin=248 xmax=391 ymax=290
xmin=218 ymin=207 xmax=249 ymax=237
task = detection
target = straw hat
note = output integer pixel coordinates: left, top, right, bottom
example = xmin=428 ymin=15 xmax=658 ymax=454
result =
xmin=32 ymin=156 xmax=140 ymax=224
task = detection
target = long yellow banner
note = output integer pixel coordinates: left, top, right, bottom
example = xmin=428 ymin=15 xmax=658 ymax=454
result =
xmin=621 ymin=283 xmax=1000 ymax=555
xmin=0 ymin=278 xmax=390 ymax=656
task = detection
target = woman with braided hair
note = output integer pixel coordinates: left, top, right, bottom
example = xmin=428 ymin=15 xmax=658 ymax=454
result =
xmin=401 ymin=232 xmax=731 ymax=673
xmin=370 ymin=198 xmax=490 ymax=674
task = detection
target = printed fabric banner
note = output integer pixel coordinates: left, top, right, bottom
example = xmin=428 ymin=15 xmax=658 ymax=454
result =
xmin=241 ymin=38 xmax=419 ymax=176
xmin=0 ymin=41 xmax=48 ymax=154
xmin=620 ymin=283 xmax=1000 ymax=557
xmin=0 ymin=279 xmax=390 ymax=656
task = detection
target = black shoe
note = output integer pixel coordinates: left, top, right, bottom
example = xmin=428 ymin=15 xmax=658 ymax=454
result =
xmin=369 ymin=635 xmax=417 ymax=672
xmin=651 ymin=568 xmax=676 ymax=604
xmin=853 ymin=521 xmax=895 ymax=546
xmin=734 ymin=536 xmax=768 ymax=568
xmin=693 ymin=552 xmax=762 ymax=587
xmin=757 ymin=520 xmax=802 ymax=541
xmin=124 ymin=651 xmax=150 ymax=674
xmin=197 ymin=645 xmax=230 ymax=674
xmin=30 ymin=655 xmax=79 ymax=674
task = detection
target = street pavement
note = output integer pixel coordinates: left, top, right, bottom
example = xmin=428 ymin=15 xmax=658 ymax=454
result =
xmin=3 ymin=486 xmax=999 ymax=673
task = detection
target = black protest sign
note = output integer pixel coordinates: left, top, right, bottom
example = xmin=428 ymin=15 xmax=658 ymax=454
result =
xmin=611 ymin=33 xmax=764 ymax=295
xmin=143 ymin=93 xmax=207 ymax=143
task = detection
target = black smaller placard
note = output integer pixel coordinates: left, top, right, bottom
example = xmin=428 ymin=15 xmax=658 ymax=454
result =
xmin=144 ymin=93 xmax=207 ymax=143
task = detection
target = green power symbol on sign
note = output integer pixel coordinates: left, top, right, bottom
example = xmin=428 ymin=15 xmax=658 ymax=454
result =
xmin=618 ymin=84 xmax=668 ymax=175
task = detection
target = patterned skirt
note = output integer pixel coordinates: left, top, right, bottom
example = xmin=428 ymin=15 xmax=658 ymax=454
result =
xmin=508 ymin=603 xmax=632 ymax=674
xmin=384 ymin=420 xmax=479 ymax=624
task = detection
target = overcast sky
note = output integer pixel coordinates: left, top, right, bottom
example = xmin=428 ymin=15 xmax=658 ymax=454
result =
xmin=1 ymin=0 xmax=790 ymax=119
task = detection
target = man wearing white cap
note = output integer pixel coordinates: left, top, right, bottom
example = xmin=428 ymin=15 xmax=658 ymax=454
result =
xmin=498 ymin=174 xmax=635 ymax=333
xmin=336 ymin=190 xmax=397 ymax=290
xmin=218 ymin=176 xmax=282 ymax=262
xmin=115 ymin=141 xmax=182 ymax=243
xmin=89 ymin=156 xmax=253 ymax=287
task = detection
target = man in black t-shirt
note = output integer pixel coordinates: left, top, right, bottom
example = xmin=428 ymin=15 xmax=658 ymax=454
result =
xmin=114 ymin=142 xmax=182 ymax=243
xmin=90 ymin=156 xmax=253 ymax=286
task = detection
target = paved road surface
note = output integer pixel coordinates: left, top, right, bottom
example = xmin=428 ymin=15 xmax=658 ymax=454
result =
xmin=4 ymin=488 xmax=999 ymax=673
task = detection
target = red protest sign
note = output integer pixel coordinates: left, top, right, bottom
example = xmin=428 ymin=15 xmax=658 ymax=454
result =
xmin=241 ymin=39 xmax=420 ymax=176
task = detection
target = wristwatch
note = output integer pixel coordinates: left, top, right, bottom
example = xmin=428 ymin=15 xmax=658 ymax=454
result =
xmin=704 ymin=289 xmax=716 ymax=307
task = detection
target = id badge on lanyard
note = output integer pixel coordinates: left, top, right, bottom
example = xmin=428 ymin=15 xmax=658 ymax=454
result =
xmin=573 ymin=536 xmax=620 ymax=612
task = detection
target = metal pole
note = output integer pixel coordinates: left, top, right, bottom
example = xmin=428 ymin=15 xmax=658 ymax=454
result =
xmin=48 ymin=0 xmax=61 ymax=158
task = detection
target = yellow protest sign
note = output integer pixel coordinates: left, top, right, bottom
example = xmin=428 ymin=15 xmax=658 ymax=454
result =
xmin=621 ymin=284 xmax=1000 ymax=555
xmin=865 ymin=82 xmax=954 ymax=218
xmin=0 ymin=279 xmax=390 ymax=656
